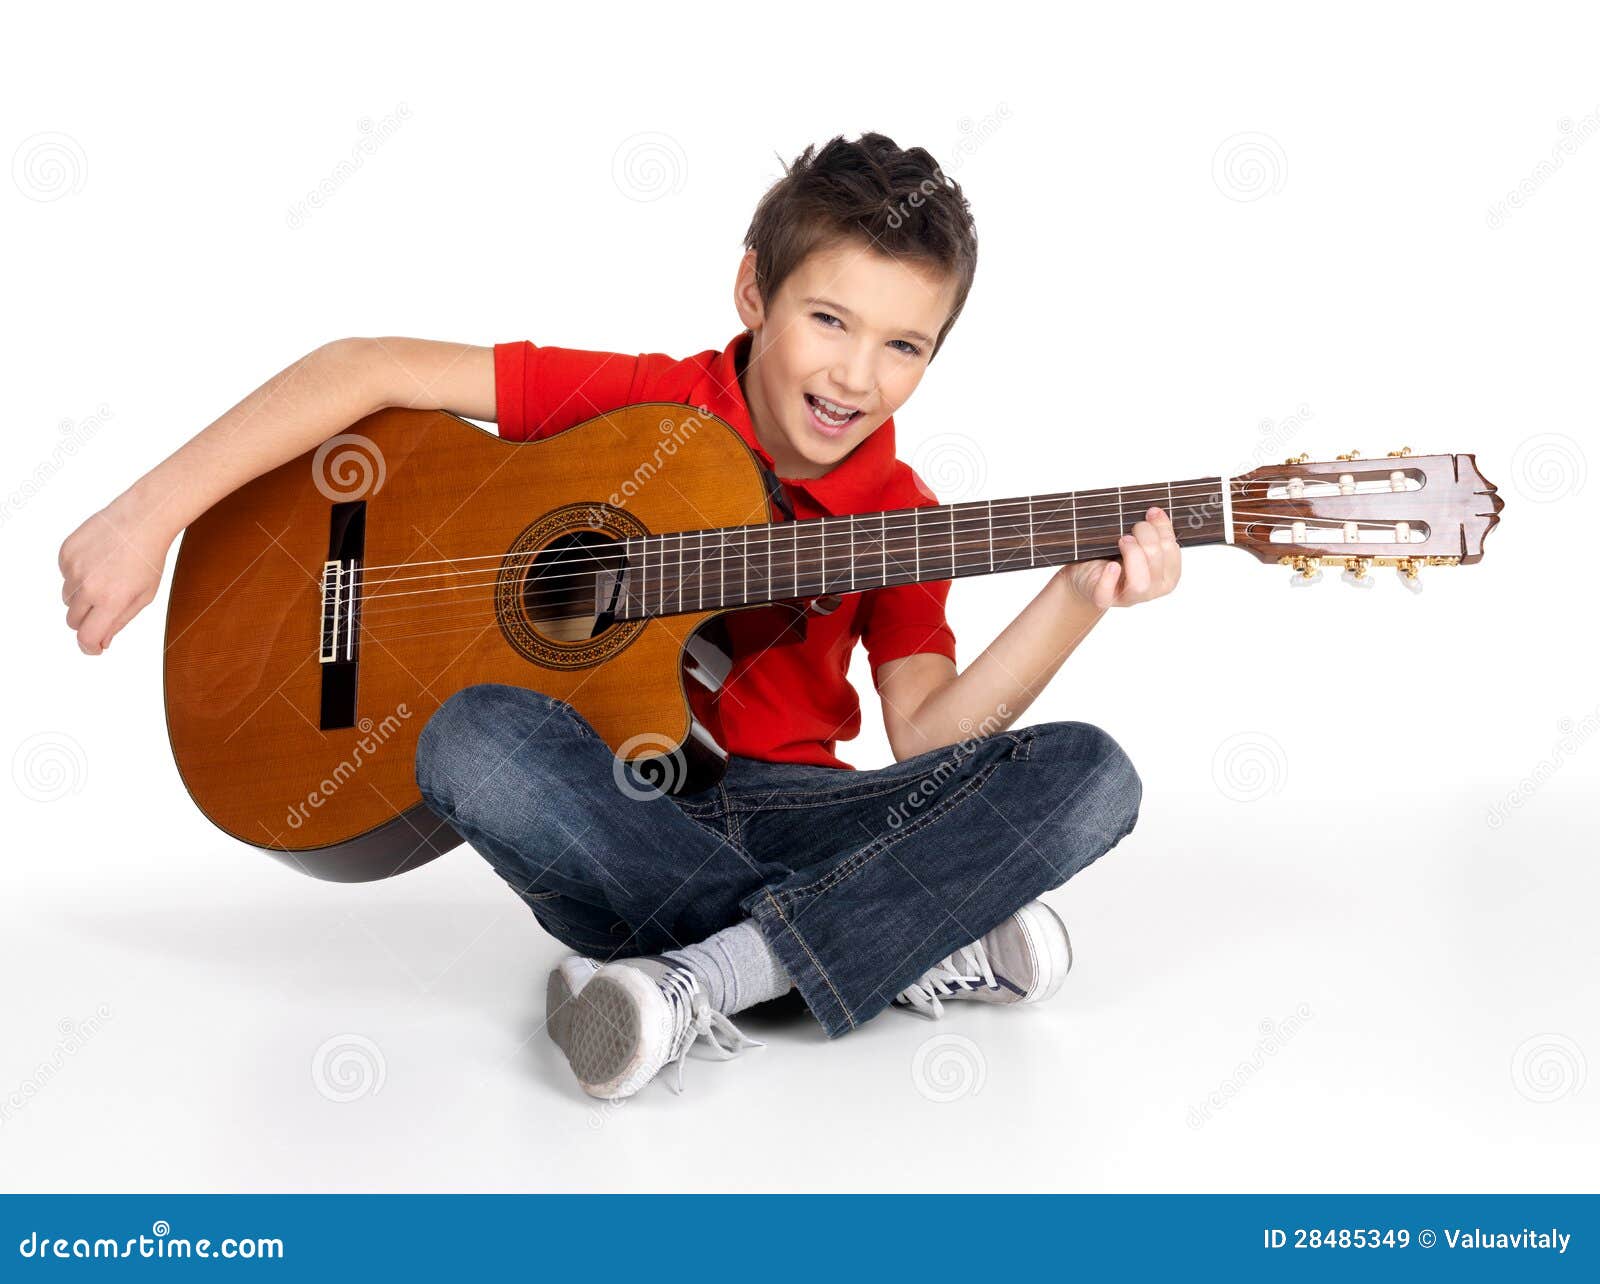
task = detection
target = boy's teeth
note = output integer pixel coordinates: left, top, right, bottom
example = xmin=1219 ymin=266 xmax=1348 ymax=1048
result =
xmin=808 ymin=394 xmax=857 ymax=426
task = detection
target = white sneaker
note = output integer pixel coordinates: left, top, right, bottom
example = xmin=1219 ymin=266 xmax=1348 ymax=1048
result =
xmin=893 ymin=900 xmax=1073 ymax=1019
xmin=545 ymin=955 xmax=603 ymax=1053
xmin=547 ymin=956 xmax=764 ymax=1100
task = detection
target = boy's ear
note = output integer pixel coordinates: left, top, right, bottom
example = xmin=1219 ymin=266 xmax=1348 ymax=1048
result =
xmin=733 ymin=250 xmax=766 ymax=330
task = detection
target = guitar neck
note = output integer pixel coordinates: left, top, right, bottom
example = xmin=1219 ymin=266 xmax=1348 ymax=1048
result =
xmin=614 ymin=476 xmax=1229 ymax=619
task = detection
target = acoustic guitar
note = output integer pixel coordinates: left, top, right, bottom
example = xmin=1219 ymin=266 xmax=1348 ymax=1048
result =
xmin=162 ymin=404 xmax=1501 ymax=881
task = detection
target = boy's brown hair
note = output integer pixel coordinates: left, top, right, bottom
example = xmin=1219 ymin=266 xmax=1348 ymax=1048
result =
xmin=743 ymin=132 xmax=978 ymax=358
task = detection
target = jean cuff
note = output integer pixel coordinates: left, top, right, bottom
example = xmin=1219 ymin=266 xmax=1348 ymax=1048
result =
xmin=741 ymin=889 xmax=856 ymax=1039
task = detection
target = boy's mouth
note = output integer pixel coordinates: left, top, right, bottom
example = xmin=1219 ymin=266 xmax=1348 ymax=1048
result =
xmin=803 ymin=392 xmax=864 ymax=437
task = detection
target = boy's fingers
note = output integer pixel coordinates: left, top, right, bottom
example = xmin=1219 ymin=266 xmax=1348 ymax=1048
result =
xmin=1094 ymin=561 xmax=1121 ymax=608
xmin=1119 ymin=535 xmax=1150 ymax=595
xmin=1132 ymin=518 xmax=1163 ymax=565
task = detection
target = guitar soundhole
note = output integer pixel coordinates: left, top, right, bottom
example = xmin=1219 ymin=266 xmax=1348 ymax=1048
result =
xmin=522 ymin=531 xmax=619 ymax=642
xmin=495 ymin=504 xmax=647 ymax=669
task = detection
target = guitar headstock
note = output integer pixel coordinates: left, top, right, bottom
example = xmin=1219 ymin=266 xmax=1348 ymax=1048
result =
xmin=1230 ymin=449 xmax=1502 ymax=590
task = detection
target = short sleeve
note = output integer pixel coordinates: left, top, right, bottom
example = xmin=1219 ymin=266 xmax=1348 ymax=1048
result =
xmin=862 ymin=577 xmax=958 ymax=675
xmin=492 ymin=341 xmax=644 ymax=442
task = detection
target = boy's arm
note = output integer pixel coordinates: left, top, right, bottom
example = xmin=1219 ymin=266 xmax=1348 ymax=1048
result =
xmin=875 ymin=506 xmax=1181 ymax=761
xmin=58 ymin=337 xmax=494 ymax=655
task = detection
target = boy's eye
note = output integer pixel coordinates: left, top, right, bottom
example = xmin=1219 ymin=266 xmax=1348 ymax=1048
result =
xmin=889 ymin=339 xmax=922 ymax=357
xmin=812 ymin=311 xmax=842 ymax=328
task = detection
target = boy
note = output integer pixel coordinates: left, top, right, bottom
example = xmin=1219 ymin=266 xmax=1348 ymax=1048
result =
xmin=59 ymin=133 xmax=1176 ymax=1102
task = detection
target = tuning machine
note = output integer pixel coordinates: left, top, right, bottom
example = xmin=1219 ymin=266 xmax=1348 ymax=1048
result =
xmin=1395 ymin=556 xmax=1424 ymax=594
xmin=1287 ymin=555 xmax=1323 ymax=586
xmin=1339 ymin=556 xmax=1376 ymax=589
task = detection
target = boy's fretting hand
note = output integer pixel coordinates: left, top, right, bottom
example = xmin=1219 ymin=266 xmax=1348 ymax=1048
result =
xmin=1063 ymin=505 xmax=1182 ymax=610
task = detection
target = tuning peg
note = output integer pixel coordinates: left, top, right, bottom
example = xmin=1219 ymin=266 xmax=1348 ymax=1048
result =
xmin=1283 ymin=452 xmax=1309 ymax=465
xmin=1341 ymin=558 xmax=1375 ymax=588
xmin=1335 ymin=448 xmax=1363 ymax=462
xmin=1395 ymin=558 xmax=1424 ymax=594
xmin=1386 ymin=447 xmax=1412 ymax=458
xmin=1287 ymin=555 xmax=1323 ymax=586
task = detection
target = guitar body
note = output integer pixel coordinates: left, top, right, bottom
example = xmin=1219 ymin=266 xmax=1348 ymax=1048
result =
xmin=164 ymin=404 xmax=773 ymax=882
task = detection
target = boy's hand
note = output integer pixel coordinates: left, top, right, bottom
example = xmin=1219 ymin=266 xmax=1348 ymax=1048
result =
xmin=1063 ymin=505 xmax=1181 ymax=610
xmin=59 ymin=494 xmax=172 ymax=655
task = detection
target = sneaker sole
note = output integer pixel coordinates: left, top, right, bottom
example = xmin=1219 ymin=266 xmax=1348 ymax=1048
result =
xmin=1017 ymin=900 xmax=1073 ymax=1004
xmin=551 ymin=969 xmax=666 ymax=1099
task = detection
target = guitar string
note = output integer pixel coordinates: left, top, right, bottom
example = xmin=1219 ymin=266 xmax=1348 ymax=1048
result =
xmin=350 ymin=510 xmax=1225 ymax=622
xmin=342 ymin=478 xmax=1247 ymax=582
xmin=343 ymin=482 xmax=1296 ymax=608
xmin=349 ymin=535 xmax=1146 ymax=648
xmin=346 ymin=503 xmax=1404 ymax=624
xmin=348 ymin=489 xmax=1413 ymax=603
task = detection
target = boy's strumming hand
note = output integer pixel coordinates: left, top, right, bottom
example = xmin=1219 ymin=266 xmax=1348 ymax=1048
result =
xmin=59 ymin=492 xmax=173 ymax=655
xmin=1062 ymin=505 xmax=1182 ymax=611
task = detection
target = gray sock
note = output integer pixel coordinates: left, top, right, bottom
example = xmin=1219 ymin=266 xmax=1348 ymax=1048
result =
xmin=658 ymin=919 xmax=793 ymax=1015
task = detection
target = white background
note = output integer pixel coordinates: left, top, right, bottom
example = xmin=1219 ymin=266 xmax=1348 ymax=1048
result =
xmin=3 ymin=1 xmax=1596 ymax=1192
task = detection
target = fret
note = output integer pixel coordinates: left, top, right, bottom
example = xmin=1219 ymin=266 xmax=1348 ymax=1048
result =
xmin=819 ymin=516 xmax=827 ymax=594
xmin=948 ymin=506 xmax=956 ymax=581
xmin=1072 ymin=493 xmax=1079 ymax=560
xmin=1026 ymin=496 xmax=1035 ymax=570
xmin=914 ymin=508 xmax=921 ymax=581
xmin=987 ymin=499 xmax=994 ymax=572
xmin=881 ymin=512 xmax=887 ymax=585
xmin=718 ymin=529 xmax=725 ymax=610
xmin=848 ymin=516 xmax=856 ymax=591
xmin=1116 ymin=487 xmax=1124 ymax=538
xmin=792 ymin=520 xmax=799 ymax=598
xmin=767 ymin=523 xmax=775 ymax=597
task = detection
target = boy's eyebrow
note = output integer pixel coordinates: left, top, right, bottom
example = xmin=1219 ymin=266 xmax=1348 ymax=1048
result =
xmin=803 ymin=296 xmax=933 ymax=345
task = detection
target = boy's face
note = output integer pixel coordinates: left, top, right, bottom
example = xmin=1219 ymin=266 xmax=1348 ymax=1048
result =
xmin=734 ymin=239 xmax=958 ymax=479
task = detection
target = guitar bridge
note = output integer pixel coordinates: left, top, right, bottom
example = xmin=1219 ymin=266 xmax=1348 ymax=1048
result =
xmin=318 ymin=501 xmax=365 ymax=728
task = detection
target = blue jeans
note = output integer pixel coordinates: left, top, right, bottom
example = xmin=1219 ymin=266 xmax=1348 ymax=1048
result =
xmin=414 ymin=683 xmax=1143 ymax=1038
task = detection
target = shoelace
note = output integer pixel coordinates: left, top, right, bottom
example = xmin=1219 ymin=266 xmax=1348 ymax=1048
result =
xmin=894 ymin=939 xmax=997 ymax=1019
xmin=658 ymin=966 xmax=765 ymax=1094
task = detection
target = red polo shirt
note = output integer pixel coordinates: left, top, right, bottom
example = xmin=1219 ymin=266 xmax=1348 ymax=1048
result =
xmin=491 ymin=329 xmax=958 ymax=769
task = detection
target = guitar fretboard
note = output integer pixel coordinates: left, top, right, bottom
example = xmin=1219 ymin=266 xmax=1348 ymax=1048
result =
xmin=612 ymin=478 xmax=1228 ymax=619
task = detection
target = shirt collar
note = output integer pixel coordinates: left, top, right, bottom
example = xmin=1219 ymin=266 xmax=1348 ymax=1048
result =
xmin=695 ymin=330 xmax=899 ymax=517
